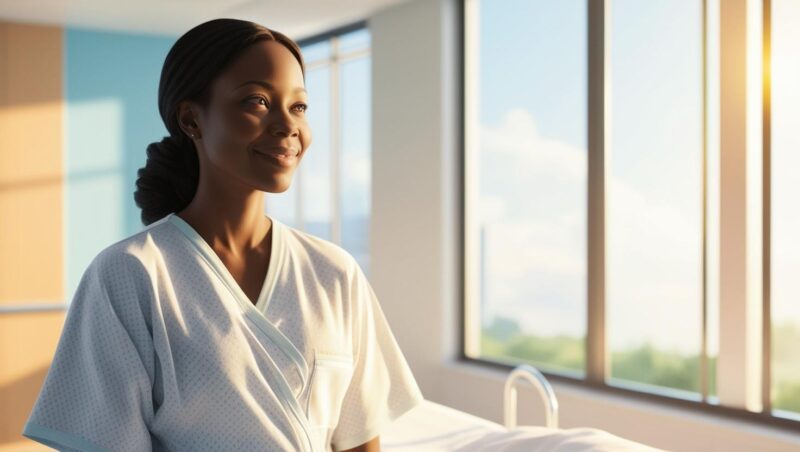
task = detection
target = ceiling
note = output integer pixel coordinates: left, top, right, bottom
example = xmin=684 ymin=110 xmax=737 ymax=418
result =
xmin=0 ymin=0 xmax=410 ymax=41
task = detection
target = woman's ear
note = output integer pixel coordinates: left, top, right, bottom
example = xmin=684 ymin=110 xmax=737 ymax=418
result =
xmin=177 ymin=100 xmax=202 ymax=140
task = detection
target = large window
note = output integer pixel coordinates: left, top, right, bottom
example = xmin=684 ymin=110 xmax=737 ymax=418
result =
xmin=265 ymin=25 xmax=373 ymax=275
xmin=463 ymin=0 xmax=799 ymax=426
xmin=771 ymin=0 xmax=800 ymax=416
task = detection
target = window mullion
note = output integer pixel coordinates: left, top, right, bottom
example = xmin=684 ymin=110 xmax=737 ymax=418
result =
xmin=586 ymin=0 xmax=610 ymax=385
xmin=701 ymin=0 xmax=709 ymax=403
xmin=331 ymin=36 xmax=341 ymax=245
xmin=761 ymin=0 xmax=773 ymax=415
xmin=462 ymin=0 xmax=481 ymax=358
xmin=718 ymin=0 xmax=764 ymax=412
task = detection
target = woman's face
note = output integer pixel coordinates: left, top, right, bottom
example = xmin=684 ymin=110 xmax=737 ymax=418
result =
xmin=190 ymin=39 xmax=311 ymax=193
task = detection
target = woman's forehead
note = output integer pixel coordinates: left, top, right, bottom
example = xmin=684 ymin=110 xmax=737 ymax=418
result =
xmin=216 ymin=40 xmax=304 ymax=92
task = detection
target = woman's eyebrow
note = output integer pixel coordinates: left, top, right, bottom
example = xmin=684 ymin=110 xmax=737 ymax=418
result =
xmin=234 ymin=80 xmax=306 ymax=94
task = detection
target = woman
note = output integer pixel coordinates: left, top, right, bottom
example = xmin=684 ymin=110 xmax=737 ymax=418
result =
xmin=23 ymin=18 xmax=424 ymax=452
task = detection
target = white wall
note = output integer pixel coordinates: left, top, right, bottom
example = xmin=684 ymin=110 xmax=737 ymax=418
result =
xmin=367 ymin=0 xmax=800 ymax=451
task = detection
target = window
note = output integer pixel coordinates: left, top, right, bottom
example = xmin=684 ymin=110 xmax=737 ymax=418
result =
xmin=265 ymin=24 xmax=373 ymax=276
xmin=462 ymin=0 xmax=588 ymax=377
xmin=463 ymin=0 xmax=799 ymax=426
xmin=607 ymin=0 xmax=704 ymax=397
xmin=770 ymin=0 xmax=800 ymax=417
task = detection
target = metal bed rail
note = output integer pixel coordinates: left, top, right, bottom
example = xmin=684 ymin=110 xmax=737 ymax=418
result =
xmin=503 ymin=364 xmax=559 ymax=429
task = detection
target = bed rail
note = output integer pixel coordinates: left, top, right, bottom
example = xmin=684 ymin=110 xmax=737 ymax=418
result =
xmin=503 ymin=364 xmax=559 ymax=429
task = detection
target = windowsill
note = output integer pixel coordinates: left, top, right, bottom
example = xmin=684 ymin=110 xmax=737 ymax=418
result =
xmin=428 ymin=357 xmax=800 ymax=450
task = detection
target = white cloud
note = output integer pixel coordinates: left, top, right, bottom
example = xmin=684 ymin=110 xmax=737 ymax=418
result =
xmin=478 ymin=108 xmax=705 ymax=354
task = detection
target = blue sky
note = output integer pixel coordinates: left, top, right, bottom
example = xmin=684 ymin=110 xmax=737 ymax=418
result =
xmin=476 ymin=0 xmax=799 ymax=383
xmin=477 ymin=0 xmax=721 ymax=360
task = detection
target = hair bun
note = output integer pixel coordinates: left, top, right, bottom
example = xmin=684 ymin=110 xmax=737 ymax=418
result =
xmin=134 ymin=135 xmax=199 ymax=225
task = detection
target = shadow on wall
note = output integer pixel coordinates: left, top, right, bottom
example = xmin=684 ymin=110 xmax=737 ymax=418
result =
xmin=0 ymin=20 xmax=67 ymax=451
xmin=0 ymin=20 xmax=174 ymax=451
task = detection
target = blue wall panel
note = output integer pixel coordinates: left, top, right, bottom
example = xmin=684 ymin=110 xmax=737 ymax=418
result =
xmin=65 ymin=28 xmax=175 ymax=299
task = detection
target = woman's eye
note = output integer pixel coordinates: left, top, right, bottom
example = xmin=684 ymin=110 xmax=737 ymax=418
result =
xmin=248 ymin=96 xmax=268 ymax=107
xmin=243 ymin=95 xmax=268 ymax=108
xmin=246 ymin=97 xmax=307 ymax=114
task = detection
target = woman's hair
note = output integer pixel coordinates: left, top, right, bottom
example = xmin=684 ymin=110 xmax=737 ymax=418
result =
xmin=134 ymin=18 xmax=306 ymax=226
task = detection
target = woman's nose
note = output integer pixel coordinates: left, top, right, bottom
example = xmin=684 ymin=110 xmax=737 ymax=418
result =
xmin=268 ymin=110 xmax=298 ymax=137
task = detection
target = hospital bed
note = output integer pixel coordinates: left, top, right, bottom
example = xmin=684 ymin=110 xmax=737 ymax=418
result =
xmin=381 ymin=365 xmax=666 ymax=451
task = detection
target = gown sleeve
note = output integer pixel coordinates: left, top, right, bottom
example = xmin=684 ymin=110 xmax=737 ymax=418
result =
xmin=330 ymin=258 xmax=425 ymax=452
xmin=22 ymin=249 xmax=156 ymax=452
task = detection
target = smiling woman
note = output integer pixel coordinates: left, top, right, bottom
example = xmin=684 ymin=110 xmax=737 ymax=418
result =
xmin=22 ymin=18 xmax=423 ymax=452
xmin=134 ymin=19 xmax=312 ymax=225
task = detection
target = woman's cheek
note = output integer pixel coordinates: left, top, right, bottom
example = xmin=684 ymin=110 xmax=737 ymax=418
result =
xmin=226 ymin=111 xmax=263 ymax=139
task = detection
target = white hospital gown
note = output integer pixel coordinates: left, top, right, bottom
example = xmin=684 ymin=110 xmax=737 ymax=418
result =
xmin=23 ymin=212 xmax=425 ymax=452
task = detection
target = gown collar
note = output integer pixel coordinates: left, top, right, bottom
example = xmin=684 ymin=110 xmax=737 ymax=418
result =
xmin=165 ymin=212 xmax=316 ymax=451
xmin=166 ymin=212 xmax=283 ymax=312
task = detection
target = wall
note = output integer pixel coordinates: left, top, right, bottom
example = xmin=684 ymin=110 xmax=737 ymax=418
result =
xmin=0 ymin=21 xmax=66 ymax=451
xmin=64 ymin=28 xmax=174 ymax=298
xmin=0 ymin=22 xmax=174 ymax=451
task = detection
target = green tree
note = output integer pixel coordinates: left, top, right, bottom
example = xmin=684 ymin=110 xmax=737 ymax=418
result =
xmin=480 ymin=323 xmax=799 ymax=414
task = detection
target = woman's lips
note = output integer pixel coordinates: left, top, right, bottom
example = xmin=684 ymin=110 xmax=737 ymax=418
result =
xmin=255 ymin=149 xmax=297 ymax=168
xmin=263 ymin=146 xmax=297 ymax=157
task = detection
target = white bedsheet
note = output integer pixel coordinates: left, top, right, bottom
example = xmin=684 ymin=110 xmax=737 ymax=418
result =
xmin=381 ymin=399 xmax=667 ymax=451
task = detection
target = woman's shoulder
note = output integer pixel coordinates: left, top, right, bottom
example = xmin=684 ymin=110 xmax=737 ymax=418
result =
xmin=279 ymin=220 xmax=359 ymax=278
xmin=67 ymin=218 xmax=176 ymax=315
xmin=87 ymin=215 xmax=174 ymax=279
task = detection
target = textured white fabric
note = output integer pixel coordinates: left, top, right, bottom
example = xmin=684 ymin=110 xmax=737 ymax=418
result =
xmin=382 ymin=400 xmax=667 ymax=451
xmin=23 ymin=212 xmax=424 ymax=452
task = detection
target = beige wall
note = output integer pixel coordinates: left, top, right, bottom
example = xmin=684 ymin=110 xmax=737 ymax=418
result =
xmin=0 ymin=20 xmax=66 ymax=451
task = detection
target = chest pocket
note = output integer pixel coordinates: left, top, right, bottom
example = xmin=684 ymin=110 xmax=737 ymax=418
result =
xmin=305 ymin=350 xmax=354 ymax=430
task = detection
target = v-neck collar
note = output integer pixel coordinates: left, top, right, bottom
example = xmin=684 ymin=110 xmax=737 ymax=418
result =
xmin=166 ymin=212 xmax=310 ymax=382
xmin=166 ymin=212 xmax=284 ymax=314
xmin=165 ymin=212 xmax=315 ymax=451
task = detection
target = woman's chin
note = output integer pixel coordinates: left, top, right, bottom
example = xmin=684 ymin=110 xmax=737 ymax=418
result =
xmin=258 ymin=177 xmax=294 ymax=194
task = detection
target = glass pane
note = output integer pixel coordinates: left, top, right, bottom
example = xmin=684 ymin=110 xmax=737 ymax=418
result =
xmin=339 ymin=57 xmax=372 ymax=276
xmin=338 ymin=28 xmax=370 ymax=54
xmin=771 ymin=0 xmax=800 ymax=417
xmin=301 ymin=67 xmax=333 ymax=241
xmin=470 ymin=0 xmax=587 ymax=375
xmin=301 ymin=40 xmax=332 ymax=65
xmin=608 ymin=0 xmax=704 ymax=396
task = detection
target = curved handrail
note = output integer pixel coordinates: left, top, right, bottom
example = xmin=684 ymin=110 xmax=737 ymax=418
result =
xmin=503 ymin=364 xmax=559 ymax=429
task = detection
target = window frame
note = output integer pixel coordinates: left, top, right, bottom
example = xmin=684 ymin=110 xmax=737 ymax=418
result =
xmin=291 ymin=22 xmax=371 ymax=260
xmin=459 ymin=0 xmax=798 ymax=431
